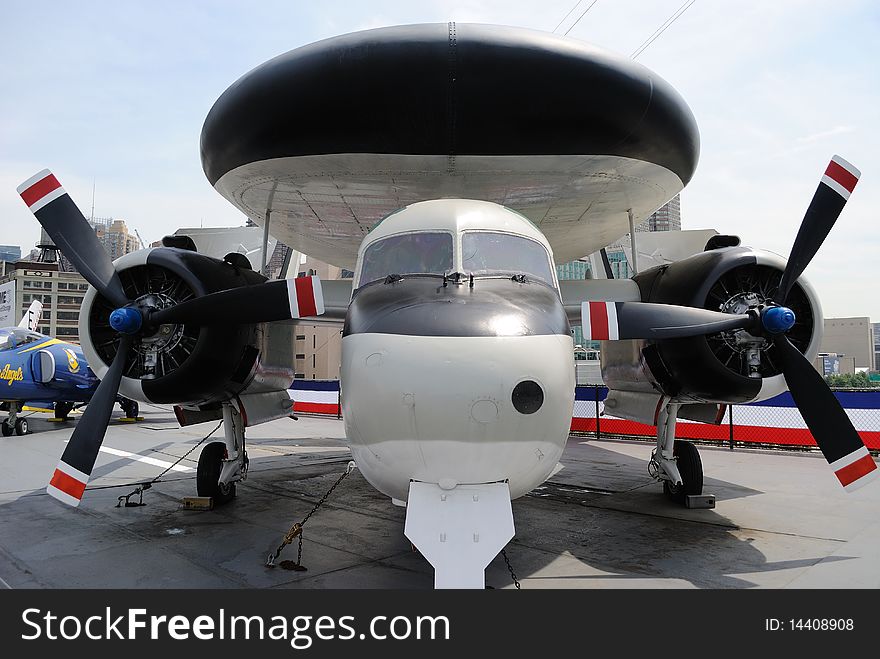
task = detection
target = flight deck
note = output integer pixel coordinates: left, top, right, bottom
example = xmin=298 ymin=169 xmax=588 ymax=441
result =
xmin=0 ymin=408 xmax=877 ymax=589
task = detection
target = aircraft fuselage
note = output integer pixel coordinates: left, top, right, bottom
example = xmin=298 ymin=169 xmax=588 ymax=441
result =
xmin=339 ymin=199 xmax=576 ymax=501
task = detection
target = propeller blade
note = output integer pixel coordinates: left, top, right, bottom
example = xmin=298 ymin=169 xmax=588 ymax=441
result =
xmin=773 ymin=334 xmax=878 ymax=491
xmin=46 ymin=336 xmax=132 ymax=507
xmin=581 ymin=301 xmax=753 ymax=341
xmin=151 ymin=275 xmax=325 ymax=327
xmin=777 ymin=155 xmax=860 ymax=303
xmin=17 ymin=169 xmax=127 ymax=308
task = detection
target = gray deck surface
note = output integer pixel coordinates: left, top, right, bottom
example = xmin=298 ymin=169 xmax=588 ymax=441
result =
xmin=1 ymin=406 xmax=878 ymax=589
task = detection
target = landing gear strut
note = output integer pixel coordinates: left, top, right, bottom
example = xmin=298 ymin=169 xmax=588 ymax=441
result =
xmin=2 ymin=403 xmax=26 ymax=436
xmin=196 ymin=400 xmax=248 ymax=505
xmin=649 ymin=401 xmax=703 ymax=505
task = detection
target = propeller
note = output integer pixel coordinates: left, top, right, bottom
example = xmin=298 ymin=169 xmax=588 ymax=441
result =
xmin=46 ymin=336 xmax=131 ymax=506
xmin=18 ymin=169 xmax=324 ymax=506
xmin=581 ymin=300 xmax=756 ymax=341
xmin=17 ymin=170 xmax=127 ymax=308
xmin=583 ymin=155 xmax=876 ymax=491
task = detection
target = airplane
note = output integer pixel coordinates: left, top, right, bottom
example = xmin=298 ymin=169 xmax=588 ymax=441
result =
xmin=17 ymin=23 xmax=876 ymax=588
xmin=0 ymin=300 xmax=141 ymax=435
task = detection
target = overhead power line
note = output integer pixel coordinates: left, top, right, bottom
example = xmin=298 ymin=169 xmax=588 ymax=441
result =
xmin=553 ymin=0 xmax=600 ymax=35
xmin=564 ymin=0 xmax=600 ymax=36
xmin=630 ymin=0 xmax=696 ymax=59
xmin=553 ymin=0 xmax=582 ymax=33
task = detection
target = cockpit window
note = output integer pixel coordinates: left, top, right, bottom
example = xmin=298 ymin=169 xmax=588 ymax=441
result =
xmin=462 ymin=232 xmax=555 ymax=284
xmin=359 ymin=232 xmax=454 ymax=286
xmin=0 ymin=328 xmax=42 ymax=351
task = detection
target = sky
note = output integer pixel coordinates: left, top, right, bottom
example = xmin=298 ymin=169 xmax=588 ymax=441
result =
xmin=1 ymin=0 xmax=878 ymax=318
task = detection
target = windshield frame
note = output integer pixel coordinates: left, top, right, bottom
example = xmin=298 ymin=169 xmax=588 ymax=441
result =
xmin=356 ymin=229 xmax=456 ymax=288
xmin=460 ymin=230 xmax=558 ymax=289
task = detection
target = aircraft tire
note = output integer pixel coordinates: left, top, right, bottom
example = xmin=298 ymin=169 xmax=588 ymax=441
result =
xmin=663 ymin=440 xmax=703 ymax=505
xmin=197 ymin=441 xmax=235 ymax=504
xmin=1 ymin=421 xmax=12 ymax=437
xmin=14 ymin=418 xmax=27 ymax=436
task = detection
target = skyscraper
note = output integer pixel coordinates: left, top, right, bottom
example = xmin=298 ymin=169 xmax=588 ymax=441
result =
xmin=55 ymin=218 xmax=140 ymax=271
xmin=639 ymin=193 xmax=681 ymax=232
xmin=603 ymin=194 xmax=683 ymax=279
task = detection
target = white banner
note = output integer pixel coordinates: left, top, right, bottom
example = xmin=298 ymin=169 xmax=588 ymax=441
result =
xmin=0 ymin=280 xmax=15 ymax=327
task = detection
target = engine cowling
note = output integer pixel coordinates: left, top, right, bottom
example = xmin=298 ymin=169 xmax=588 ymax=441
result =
xmin=601 ymin=246 xmax=823 ymax=404
xmin=78 ymin=247 xmax=295 ymax=406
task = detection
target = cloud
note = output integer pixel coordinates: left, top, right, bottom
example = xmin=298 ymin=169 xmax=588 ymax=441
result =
xmin=795 ymin=125 xmax=856 ymax=144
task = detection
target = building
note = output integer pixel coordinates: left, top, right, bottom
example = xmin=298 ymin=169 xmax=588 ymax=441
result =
xmin=555 ymin=258 xmax=592 ymax=348
xmin=0 ymin=245 xmax=21 ymax=263
xmin=267 ymin=242 xmax=292 ymax=279
xmin=0 ymin=261 xmax=89 ymax=339
xmin=873 ymin=322 xmax=880 ymax=371
xmin=640 ymin=193 xmax=681 ymax=232
xmin=98 ymin=219 xmax=141 ymax=259
xmin=820 ymin=317 xmax=875 ymax=371
xmin=49 ymin=217 xmax=142 ymax=272
xmin=814 ymin=353 xmax=856 ymax=377
xmin=294 ymin=256 xmax=347 ymax=380
xmin=558 ymin=195 xmax=682 ymax=346
xmin=603 ymin=194 xmax=682 ymax=279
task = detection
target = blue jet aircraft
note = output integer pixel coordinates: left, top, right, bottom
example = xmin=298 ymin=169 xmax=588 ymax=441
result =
xmin=1 ymin=301 xmax=138 ymax=435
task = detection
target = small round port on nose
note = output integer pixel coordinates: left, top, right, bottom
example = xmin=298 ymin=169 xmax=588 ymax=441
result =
xmin=512 ymin=380 xmax=544 ymax=414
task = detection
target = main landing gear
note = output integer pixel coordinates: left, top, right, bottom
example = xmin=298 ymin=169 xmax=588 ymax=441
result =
xmin=648 ymin=401 xmax=704 ymax=506
xmin=197 ymin=400 xmax=248 ymax=505
xmin=1 ymin=403 xmax=27 ymax=436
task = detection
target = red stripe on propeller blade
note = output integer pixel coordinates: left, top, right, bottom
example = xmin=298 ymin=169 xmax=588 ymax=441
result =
xmin=49 ymin=468 xmax=86 ymax=500
xmin=824 ymin=160 xmax=859 ymax=193
xmin=589 ymin=301 xmax=610 ymax=340
xmin=294 ymin=276 xmax=318 ymax=317
xmin=20 ymin=173 xmax=62 ymax=208
xmin=835 ymin=453 xmax=877 ymax=488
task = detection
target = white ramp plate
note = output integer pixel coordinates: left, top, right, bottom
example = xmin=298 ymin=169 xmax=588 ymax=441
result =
xmin=404 ymin=481 xmax=515 ymax=589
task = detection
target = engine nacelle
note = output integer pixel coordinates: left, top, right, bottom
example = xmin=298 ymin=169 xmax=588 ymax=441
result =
xmin=78 ymin=247 xmax=295 ymax=406
xmin=601 ymin=246 xmax=823 ymax=404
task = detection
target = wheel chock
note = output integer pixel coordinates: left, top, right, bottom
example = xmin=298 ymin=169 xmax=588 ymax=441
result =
xmin=181 ymin=496 xmax=214 ymax=511
xmin=685 ymin=494 xmax=716 ymax=509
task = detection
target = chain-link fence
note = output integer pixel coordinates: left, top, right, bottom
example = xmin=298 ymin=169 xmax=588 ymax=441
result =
xmin=572 ymin=385 xmax=880 ymax=452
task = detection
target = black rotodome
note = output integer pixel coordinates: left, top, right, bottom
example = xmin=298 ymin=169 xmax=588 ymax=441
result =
xmin=201 ymin=23 xmax=699 ymax=186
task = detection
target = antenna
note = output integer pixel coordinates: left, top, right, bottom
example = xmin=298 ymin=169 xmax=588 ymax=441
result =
xmin=90 ymin=178 xmax=96 ymax=222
